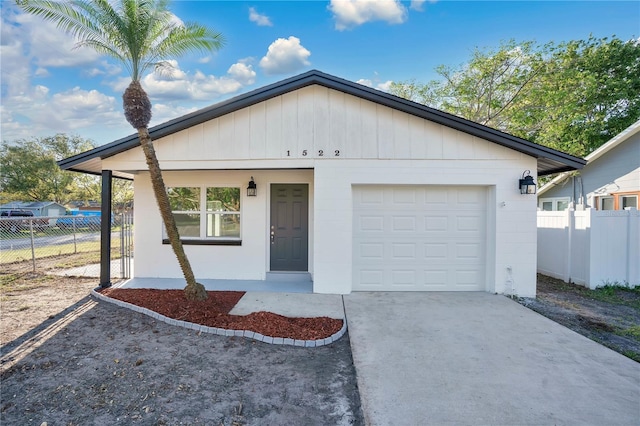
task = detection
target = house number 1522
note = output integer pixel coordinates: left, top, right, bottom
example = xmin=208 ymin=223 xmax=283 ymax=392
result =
xmin=285 ymin=150 xmax=341 ymax=157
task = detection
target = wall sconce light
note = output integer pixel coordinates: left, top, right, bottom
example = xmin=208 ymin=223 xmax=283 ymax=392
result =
xmin=247 ymin=177 xmax=257 ymax=197
xmin=519 ymin=170 xmax=537 ymax=195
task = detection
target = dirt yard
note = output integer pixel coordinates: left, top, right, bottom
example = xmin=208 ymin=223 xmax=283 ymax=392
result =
xmin=2 ymin=260 xmax=638 ymax=424
xmin=0 ymin=262 xmax=363 ymax=425
xmin=519 ymin=274 xmax=640 ymax=362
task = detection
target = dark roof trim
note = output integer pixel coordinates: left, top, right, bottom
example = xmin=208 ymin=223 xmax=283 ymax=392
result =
xmin=58 ymin=70 xmax=586 ymax=176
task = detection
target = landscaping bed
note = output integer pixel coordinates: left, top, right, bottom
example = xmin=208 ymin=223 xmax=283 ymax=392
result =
xmin=99 ymin=288 xmax=343 ymax=341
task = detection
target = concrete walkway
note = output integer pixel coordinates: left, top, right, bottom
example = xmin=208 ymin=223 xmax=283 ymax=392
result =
xmin=343 ymin=292 xmax=640 ymax=426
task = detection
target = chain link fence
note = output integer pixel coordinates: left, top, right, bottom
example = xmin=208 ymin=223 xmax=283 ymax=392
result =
xmin=0 ymin=214 xmax=133 ymax=281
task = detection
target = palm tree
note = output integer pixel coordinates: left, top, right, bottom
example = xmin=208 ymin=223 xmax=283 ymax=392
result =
xmin=19 ymin=0 xmax=224 ymax=300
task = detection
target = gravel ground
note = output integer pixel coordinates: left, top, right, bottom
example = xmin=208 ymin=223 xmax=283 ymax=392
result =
xmin=1 ymin=297 xmax=363 ymax=425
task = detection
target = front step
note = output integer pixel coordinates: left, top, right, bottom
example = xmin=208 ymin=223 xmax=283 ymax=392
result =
xmin=266 ymin=272 xmax=312 ymax=283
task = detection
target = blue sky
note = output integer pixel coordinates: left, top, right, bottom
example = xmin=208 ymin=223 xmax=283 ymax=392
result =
xmin=1 ymin=1 xmax=639 ymax=146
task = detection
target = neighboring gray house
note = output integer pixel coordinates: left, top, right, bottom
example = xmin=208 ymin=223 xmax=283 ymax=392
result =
xmin=0 ymin=201 xmax=67 ymax=217
xmin=538 ymin=119 xmax=640 ymax=211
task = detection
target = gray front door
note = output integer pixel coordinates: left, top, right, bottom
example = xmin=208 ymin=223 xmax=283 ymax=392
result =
xmin=270 ymin=184 xmax=309 ymax=271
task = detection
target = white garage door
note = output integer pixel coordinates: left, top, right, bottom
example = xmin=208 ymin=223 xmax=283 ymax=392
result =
xmin=353 ymin=185 xmax=487 ymax=291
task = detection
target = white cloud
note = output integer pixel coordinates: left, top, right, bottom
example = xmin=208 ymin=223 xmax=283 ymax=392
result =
xmin=328 ymin=0 xmax=407 ymax=30
xmin=249 ymin=7 xmax=273 ymax=26
xmin=410 ymin=0 xmax=427 ymax=11
xmin=1 ymin=85 xmax=124 ymax=143
xmin=227 ymin=61 xmax=257 ymax=85
xmin=135 ymin=60 xmax=256 ymax=102
xmin=12 ymin=8 xmax=101 ymax=68
xmin=150 ymin=103 xmax=199 ymax=127
xmin=198 ymin=56 xmax=212 ymax=64
xmin=259 ymin=36 xmax=311 ymax=75
xmin=357 ymin=78 xmax=393 ymax=91
xmin=1 ymin=8 xmax=34 ymax=96
xmin=377 ymin=80 xmax=393 ymax=91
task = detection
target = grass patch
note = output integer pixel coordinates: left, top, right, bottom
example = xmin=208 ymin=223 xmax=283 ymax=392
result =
xmin=0 ymin=239 xmax=121 ymax=264
xmin=617 ymin=325 xmax=640 ymax=340
xmin=543 ymin=277 xmax=640 ymax=310
xmin=621 ymin=350 xmax=640 ymax=363
xmin=591 ymin=285 xmax=640 ymax=309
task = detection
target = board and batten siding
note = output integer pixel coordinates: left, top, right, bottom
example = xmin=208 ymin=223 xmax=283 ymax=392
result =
xmin=103 ymin=85 xmax=523 ymax=170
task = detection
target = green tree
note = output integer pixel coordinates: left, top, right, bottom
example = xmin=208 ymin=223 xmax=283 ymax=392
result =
xmin=0 ymin=134 xmax=94 ymax=204
xmin=19 ymin=0 xmax=224 ymax=300
xmin=390 ymin=36 xmax=640 ymax=157
xmin=524 ymin=37 xmax=640 ymax=155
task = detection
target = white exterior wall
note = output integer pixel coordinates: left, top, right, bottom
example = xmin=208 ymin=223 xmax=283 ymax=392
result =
xmin=312 ymin=159 xmax=537 ymax=296
xmin=105 ymin=84 xmax=539 ymax=296
xmin=133 ymin=169 xmax=314 ymax=281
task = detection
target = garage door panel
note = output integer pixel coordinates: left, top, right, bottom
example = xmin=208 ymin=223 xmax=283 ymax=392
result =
xmin=392 ymin=243 xmax=416 ymax=259
xmin=424 ymin=243 xmax=448 ymax=259
xmin=456 ymin=215 xmax=483 ymax=232
xmin=353 ymin=185 xmax=487 ymax=291
xmin=391 ymin=270 xmax=417 ymax=286
xmin=425 ymin=216 xmax=449 ymax=231
xmin=358 ymin=215 xmax=384 ymax=232
xmin=358 ymin=243 xmax=384 ymax=259
xmin=392 ymin=216 xmax=417 ymax=231
xmin=392 ymin=187 xmax=417 ymax=204
xmin=359 ymin=269 xmax=384 ymax=287
xmin=456 ymin=243 xmax=481 ymax=260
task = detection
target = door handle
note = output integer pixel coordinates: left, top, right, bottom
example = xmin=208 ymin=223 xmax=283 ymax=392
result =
xmin=270 ymin=230 xmax=275 ymax=244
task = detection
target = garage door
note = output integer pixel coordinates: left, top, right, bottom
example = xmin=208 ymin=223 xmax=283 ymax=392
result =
xmin=353 ymin=185 xmax=487 ymax=291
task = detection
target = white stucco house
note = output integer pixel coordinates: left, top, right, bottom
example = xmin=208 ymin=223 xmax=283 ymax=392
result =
xmin=538 ymin=119 xmax=640 ymax=211
xmin=59 ymin=71 xmax=584 ymax=297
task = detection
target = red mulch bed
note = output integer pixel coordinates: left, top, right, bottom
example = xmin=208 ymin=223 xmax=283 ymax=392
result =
xmin=99 ymin=288 xmax=343 ymax=341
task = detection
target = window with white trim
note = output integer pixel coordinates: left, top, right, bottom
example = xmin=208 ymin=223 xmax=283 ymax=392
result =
xmin=165 ymin=186 xmax=241 ymax=241
xmin=539 ymin=197 xmax=570 ymax=211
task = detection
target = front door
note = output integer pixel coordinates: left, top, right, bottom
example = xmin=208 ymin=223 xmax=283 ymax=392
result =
xmin=270 ymin=184 xmax=309 ymax=271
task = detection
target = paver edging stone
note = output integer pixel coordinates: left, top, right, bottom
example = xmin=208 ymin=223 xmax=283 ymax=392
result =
xmin=91 ymin=288 xmax=346 ymax=347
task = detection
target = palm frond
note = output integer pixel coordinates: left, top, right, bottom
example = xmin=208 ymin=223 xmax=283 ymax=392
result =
xmin=18 ymin=0 xmax=224 ymax=82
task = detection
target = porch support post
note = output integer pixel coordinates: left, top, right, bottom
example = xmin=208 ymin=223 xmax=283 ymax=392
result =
xmin=100 ymin=170 xmax=113 ymax=288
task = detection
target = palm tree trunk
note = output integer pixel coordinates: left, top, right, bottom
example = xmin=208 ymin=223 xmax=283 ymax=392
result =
xmin=137 ymin=127 xmax=208 ymax=301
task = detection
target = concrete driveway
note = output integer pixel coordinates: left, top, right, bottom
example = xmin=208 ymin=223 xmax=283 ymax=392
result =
xmin=344 ymin=292 xmax=640 ymax=426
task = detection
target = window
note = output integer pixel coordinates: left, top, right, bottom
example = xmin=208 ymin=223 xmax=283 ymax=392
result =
xmin=620 ymin=195 xmax=638 ymax=210
xmin=599 ymin=196 xmax=614 ymax=211
xmin=539 ymin=198 xmax=570 ymax=211
xmin=166 ymin=186 xmax=241 ymax=242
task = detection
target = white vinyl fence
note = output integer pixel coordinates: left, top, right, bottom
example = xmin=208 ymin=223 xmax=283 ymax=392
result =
xmin=537 ymin=208 xmax=640 ymax=289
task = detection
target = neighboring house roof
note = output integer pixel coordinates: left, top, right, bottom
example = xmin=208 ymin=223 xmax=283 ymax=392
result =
xmin=0 ymin=202 xmax=29 ymax=210
xmin=538 ymin=119 xmax=640 ymax=196
xmin=58 ymin=70 xmax=585 ymax=179
xmin=0 ymin=201 xmax=64 ymax=209
xmin=0 ymin=201 xmax=66 ymax=211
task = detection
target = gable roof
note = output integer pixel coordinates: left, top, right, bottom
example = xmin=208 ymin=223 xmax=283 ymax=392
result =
xmin=59 ymin=70 xmax=585 ymax=179
xmin=538 ymin=118 xmax=640 ymax=196
xmin=0 ymin=201 xmax=65 ymax=210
